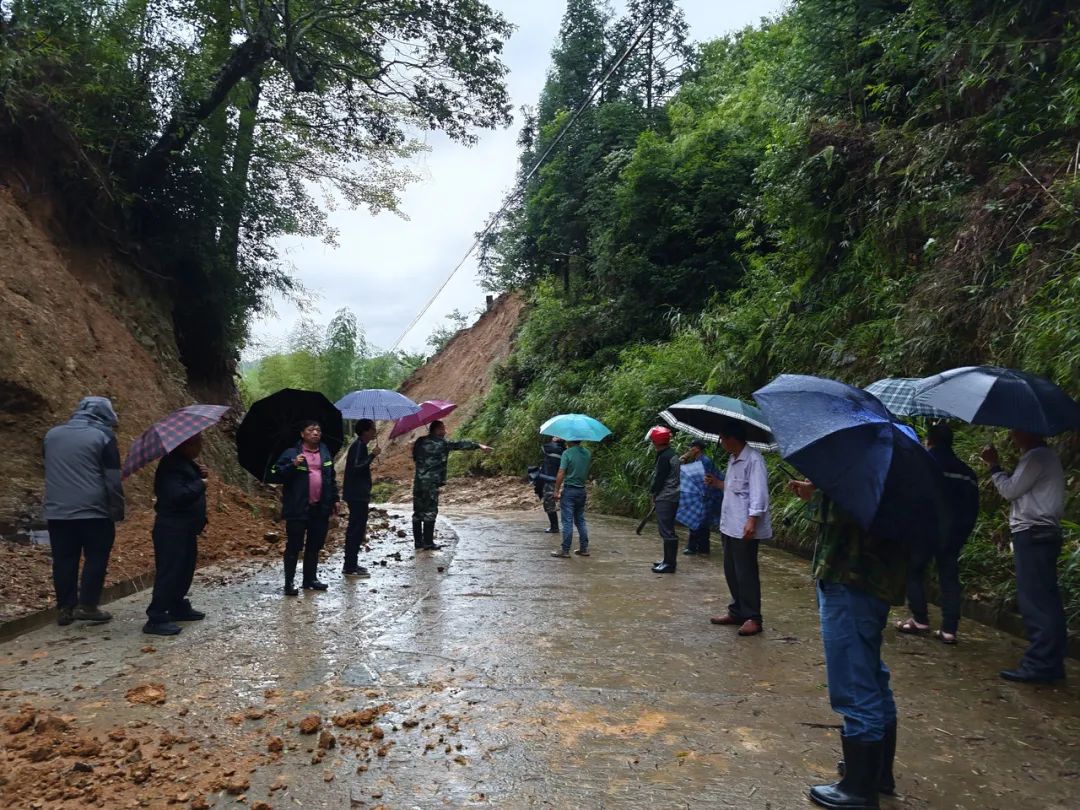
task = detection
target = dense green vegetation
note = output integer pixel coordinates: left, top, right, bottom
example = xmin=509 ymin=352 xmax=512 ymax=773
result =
xmin=1 ymin=0 xmax=512 ymax=383
xmin=462 ymin=0 xmax=1080 ymax=622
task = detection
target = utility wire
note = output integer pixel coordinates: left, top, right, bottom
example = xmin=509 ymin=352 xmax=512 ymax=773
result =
xmin=390 ymin=20 xmax=650 ymax=350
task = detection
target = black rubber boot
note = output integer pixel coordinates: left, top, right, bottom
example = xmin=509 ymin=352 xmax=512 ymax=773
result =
xmin=837 ymin=723 xmax=896 ymax=795
xmin=545 ymin=512 xmax=559 ymax=533
xmin=878 ymin=723 xmax=896 ymax=795
xmin=413 ymin=520 xmax=424 ymax=550
xmin=420 ymin=520 xmax=442 ymax=550
xmin=810 ymin=736 xmax=882 ymax=809
xmin=284 ymin=552 xmax=299 ymax=596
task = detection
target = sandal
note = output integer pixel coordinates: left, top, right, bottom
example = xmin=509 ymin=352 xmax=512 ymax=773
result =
xmin=934 ymin=630 xmax=958 ymax=645
xmin=896 ymin=617 xmax=930 ymax=634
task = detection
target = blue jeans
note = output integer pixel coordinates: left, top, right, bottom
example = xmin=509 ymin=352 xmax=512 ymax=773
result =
xmin=560 ymin=486 xmax=588 ymax=552
xmin=817 ymin=580 xmax=896 ymax=742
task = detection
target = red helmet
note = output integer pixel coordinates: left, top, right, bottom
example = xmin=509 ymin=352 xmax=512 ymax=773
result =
xmin=646 ymin=425 xmax=672 ymax=446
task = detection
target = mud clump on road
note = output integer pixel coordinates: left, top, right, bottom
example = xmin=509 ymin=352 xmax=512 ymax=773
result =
xmin=298 ymin=714 xmax=321 ymax=734
xmin=332 ymin=704 xmax=390 ymax=729
xmin=125 ymin=683 xmax=167 ymax=706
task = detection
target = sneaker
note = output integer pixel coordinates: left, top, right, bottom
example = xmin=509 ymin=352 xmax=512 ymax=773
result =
xmin=343 ymin=566 xmax=371 ymax=579
xmin=284 ymin=584 xmax=299 ymax=597
xmin=550 ymin=550 xmax=570 ymax=558
xmin=73 ymin=606 xmax=112 ymax=623
xmin=302 ymin=580 xmax=329 ymax=591
xmin=419 ymin=543 xmax=443 ymax=551
xmin=651 ymin=562 xmax=676 ymax=574
xmin=142 ymin=621 xmax=182 ymax=636
xmin=57 ymin=607 xmax=74 ymax=626
xmin=574 ymin=549 xmax=590 ymax=557
xmin=172 ymin=607 xmax=205 ymax=621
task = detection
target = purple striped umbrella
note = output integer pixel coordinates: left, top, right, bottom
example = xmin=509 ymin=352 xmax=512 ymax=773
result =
xmin=122 ymin=404 xmax=229 ymax=478
xmin=389 ymin=400 xmax=456 ymax=439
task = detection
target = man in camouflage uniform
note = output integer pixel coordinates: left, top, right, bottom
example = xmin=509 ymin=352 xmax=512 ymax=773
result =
xmin=411 ymin=420 xmax=491 ymax=550
xmin=790 ymin=480 xmax=908 ymax=810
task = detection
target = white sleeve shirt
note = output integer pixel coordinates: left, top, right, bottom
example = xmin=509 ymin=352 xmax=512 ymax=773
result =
xmin=719 ymin=445 xmax=772 ymax=540
xmin=991 ymin=446 xmax=1065 ymax=532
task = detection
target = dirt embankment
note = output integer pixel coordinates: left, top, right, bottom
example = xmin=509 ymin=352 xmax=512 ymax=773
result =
xmin=372 ymin=293 xmax=524 ymax=486
xmin=0 ymin=177 xmax=258 ymax=624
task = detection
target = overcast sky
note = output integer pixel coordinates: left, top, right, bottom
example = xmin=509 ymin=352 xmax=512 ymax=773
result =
xmin=248 ymin=0 xmax=788 ymax=357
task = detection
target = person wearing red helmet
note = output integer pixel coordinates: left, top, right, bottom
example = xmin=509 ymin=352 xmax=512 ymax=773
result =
xmin=647 ymin=426 xmax=681 ymax=573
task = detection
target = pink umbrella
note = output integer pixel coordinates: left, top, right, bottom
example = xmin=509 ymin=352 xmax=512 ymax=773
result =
xmin=389 ymin=400 xmax=457 ymax=439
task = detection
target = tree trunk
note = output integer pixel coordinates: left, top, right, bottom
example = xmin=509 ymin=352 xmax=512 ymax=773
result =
xmin=135 ymin=34 xmax=270 ymax=193
xmin=217 ymin=65 xmax=263 ymax=276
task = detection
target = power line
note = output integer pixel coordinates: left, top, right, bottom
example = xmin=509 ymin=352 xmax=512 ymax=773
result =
xmin=389 ymin=19 xmax=650 ymax=350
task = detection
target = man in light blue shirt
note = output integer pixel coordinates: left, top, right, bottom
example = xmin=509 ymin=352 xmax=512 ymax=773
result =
xmin=708 ymin=421 xmax=771 ymax=636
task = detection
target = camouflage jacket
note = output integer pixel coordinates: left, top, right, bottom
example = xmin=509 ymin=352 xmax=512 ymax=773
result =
xmin=812 ymin=496 xmax=908 ymax=605
xmin=412 ymin=436 xmax=480 ymax=488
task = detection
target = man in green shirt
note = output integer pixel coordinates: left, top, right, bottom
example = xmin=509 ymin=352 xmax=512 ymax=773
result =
xmin=551 ymin=441 xmax=592 ymax=558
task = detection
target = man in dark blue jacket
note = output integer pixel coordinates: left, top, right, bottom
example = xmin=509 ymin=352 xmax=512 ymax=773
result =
xmin=896 ymin=422 xmax=979 ymax=643
xmin=342 ymin=419 xmax=378 ymax=578
xmin=43 ymin=396 xmax=125 ymax=625
xmin=144 ymin=433 xmax=209 ymax=636
xmin=270 ymin=420 xmax=340 ymax=595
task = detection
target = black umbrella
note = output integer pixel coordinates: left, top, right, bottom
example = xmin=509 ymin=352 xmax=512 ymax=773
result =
xmin=236 ymin=388 xmax=344 ymax=481
xmin=914 ymin=366 xmax=1080 ymax=436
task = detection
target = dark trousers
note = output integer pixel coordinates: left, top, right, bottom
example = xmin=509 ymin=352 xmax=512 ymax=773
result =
xmin=285 ymin=506 xmax=331 ymax=584
xmin=1013 ymin=527 xmax=1067 ymax=678
xmin=47 ymin=519 xmax=114 ymax=610
xmin=146 ymin=521 xmax=199 ymax=623
xmin=655 ymin=499 xmax=679 ymax=565
xmin=344 ymin=499 xmax=370 ymax=571
xmin=906 ymin=538 xmax=963 ymax=633
xmin=687 ymin=524 xmax=711 ymax=553
xmin=722 ymin=533 xmax=762 ymax=622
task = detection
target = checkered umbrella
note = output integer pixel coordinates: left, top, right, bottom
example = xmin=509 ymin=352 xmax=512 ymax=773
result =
xmin=122 ymin=404 xmax=229 ymax=479
xmin=864 ymin=378 xmax=951 ymax=419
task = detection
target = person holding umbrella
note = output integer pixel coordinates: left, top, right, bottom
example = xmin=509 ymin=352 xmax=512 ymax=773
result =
xmin=143 ymin=433 xmax=210 ymax=635
xmin=981 ymin=430 xmax=1067 ymax=683
xmin=120 ymin=403 xmax=229 ymax=635
xmin=914 ymin=365 xmax=1077 ymax=683
xmin=678 ymin=439 xmax=723 ymax=555
xmin=270 ymin=420 xmax=340 ymax=595
xmin=755 ymin=374 xmax=949 ymax=809
xmin=550 ymin=439 xmax=591 ymax=558
xmin=647 ymin=426 xmax=681 ymax=574
xmin=709 ymin=421 xmax=771 ymax=636
xmin=411 ymin=420 xmax=491 ymax=551
xmin=342 ymin=418 xmax=379 ymax=579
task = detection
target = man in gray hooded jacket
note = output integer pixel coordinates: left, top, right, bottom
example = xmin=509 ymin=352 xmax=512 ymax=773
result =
xmin=43 ymin=396 xmax=125 ymax=625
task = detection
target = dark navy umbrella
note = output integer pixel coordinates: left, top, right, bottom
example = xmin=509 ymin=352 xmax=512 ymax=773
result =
xmin=753 ymin=375 xmax=944 ymax=543
xmin=913 ymin=366 xmax=1080 ymax=436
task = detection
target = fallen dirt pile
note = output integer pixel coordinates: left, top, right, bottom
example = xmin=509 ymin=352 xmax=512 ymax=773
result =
xmin=372 ymin=293 xmax=523 ymax=485
xmin=0 ymin=478 xmax=280 ymax=624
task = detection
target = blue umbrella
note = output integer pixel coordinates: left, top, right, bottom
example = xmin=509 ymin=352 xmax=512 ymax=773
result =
xmin=753 ymin=375 xmax=944 ymax=543
xmin=913 ymin=366 xmax=1080 ymax=436
xmin=538 ymin=413 xmax=611 ymax=442
xmin=335 ymin=389 xmax=420 ymax=421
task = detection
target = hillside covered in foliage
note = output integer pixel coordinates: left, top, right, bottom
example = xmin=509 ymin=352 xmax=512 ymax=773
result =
xmin=459 ymin=0 xmax=1080 ymax=621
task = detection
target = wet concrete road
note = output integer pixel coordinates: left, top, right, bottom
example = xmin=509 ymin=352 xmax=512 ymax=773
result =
xmin=2 ymin=507 xmax=1079 ymax=809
